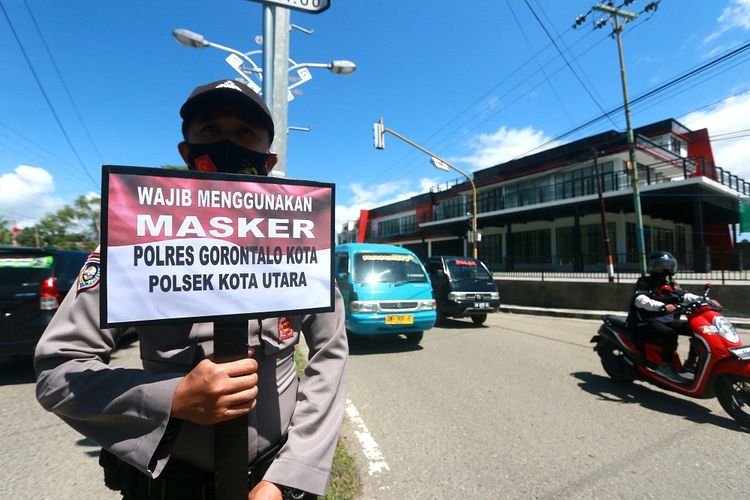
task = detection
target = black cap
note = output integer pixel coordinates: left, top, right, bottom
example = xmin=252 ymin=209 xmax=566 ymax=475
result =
xmin=180 ymin=79 xmax=275 ymax=144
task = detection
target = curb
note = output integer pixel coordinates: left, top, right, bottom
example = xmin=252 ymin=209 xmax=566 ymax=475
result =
xmin=500 ymin=305 xmax=750 ymax=330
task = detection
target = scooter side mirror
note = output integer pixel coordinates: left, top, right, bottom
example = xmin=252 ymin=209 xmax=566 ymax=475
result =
xmin=704 ymin=281 xmax=712 ymax=297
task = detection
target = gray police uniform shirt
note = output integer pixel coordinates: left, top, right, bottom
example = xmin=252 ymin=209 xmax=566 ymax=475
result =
xmin=34 ymin=254 xmax=348 ymax=496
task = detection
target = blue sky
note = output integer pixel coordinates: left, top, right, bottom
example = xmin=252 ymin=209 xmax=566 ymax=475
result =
xmin=1 ymin=0 xmax=750 ymax=231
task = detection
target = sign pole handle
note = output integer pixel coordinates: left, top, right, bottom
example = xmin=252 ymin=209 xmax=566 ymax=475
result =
xmin=214 ymin=320 xmax=249 ymax=499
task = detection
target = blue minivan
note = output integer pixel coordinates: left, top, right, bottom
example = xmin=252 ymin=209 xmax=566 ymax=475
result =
xmin=334 ymin=243 xmax=436 ymax=345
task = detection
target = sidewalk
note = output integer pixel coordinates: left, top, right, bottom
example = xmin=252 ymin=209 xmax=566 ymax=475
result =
xmin=500 ymin=304 xmax=750 ymax=330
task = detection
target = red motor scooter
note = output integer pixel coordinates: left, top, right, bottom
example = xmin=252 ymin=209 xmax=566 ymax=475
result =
xmin=591 ymin=284 xmax=750 ymax=427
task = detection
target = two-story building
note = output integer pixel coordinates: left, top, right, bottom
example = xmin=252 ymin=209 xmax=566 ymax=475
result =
xmin=342 ymin=118 xmax=748 ymax=273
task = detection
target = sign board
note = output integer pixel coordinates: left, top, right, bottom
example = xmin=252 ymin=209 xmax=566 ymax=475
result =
xmin=100 ymin=166 xmax=335 ymax=327
xmin=244 ymin=0 xmax=331 ymax=14
xmin=741 ymin=198 xmax=750 ymax=233
xmin=224 ymin=54 xmax=263 ymax=95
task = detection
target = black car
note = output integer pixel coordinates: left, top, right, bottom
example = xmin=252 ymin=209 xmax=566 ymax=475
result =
xmin=0 ymin=246 xmax=89 ymax=356
xmin=425 ymin=256 xmax=501 ymax=325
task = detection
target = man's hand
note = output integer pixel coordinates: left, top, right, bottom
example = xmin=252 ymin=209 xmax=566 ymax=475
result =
xmin=248 ymin=480 xmax=282 ymax=500
xmin=171 ymin=350 xmax=258 ymax=425
xmin=664 ymin=304 xmax=677 ymax=313
xmin=710 ymin=299 xmax=722 ymax=309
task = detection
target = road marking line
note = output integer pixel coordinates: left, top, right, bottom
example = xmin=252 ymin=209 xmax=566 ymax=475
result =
xmin=345 ymin=398 xmax=390 ymax=476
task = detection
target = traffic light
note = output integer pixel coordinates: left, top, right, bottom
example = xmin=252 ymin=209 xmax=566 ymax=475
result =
xmin=373 ymin=118 xmax=385 ymax=150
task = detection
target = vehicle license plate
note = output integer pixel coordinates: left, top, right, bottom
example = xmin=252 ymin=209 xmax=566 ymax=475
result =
xmin=385 ymin=315 xmax=414 ymax=325
xmin=475 ymin=302 xmax=489 ymax=309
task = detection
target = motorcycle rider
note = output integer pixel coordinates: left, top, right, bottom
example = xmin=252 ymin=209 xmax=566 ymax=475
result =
xmin=626 ymin=251 xmax=720 ymax=373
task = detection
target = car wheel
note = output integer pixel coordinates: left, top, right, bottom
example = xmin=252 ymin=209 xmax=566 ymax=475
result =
xmin=436 ymin=309 xmax=447 ymax=325
xmin=404 ymin=331 xmax=423 ymax=345
xmin=346 ymin=330 xmax=361 ymax=346
xmin=471 ymin=314 xmax=487 ymax=325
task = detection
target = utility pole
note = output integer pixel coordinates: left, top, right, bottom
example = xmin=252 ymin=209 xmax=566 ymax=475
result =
xmin=575 ymin=1 xmax=659 ymax=276
xmin=592 ymin=150 xmax=615 ymax=282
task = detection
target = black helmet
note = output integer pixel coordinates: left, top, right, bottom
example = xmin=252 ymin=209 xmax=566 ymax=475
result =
xmin=647 ymin=251 xmax=677 ymax=277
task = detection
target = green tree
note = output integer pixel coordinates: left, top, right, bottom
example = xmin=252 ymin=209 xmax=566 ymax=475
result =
xmin=16 ymin=194 xmax=100 ymax=250
xmin=0 ymin=217 xmax=12 ymax=245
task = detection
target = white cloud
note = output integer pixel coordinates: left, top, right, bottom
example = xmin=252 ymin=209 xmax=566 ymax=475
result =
xmin=705 ymin=0 xmax=750 ymax=43
xmin=681 ymin=91 xmax=750 ymax=177
xmin=334 ymin=177 xmax=438 ymax=228
xmin=0 ymin=165 xmax=65 ymax=227
xmin=455 ymin=125 xmax=562 ymax=170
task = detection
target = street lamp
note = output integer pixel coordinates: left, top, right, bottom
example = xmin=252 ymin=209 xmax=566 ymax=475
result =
xmin=173 ymin=29 xmax=263 ymax=74
xmin=373 ymin=118 xmax=479 ymax=259
xmin=172 ymin=28 xmax=356 ymax=177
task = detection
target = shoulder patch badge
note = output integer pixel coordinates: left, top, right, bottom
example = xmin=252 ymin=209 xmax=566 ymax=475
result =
xmin=278 ymin=317 xmax=295 ymax=341
xmin=77 ymin=252 xmax=101 ymax=294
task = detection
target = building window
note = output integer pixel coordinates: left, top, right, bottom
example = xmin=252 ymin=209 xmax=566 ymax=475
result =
xmin=651 ymin=226 xmax=675 ymax=254
xmin=377 ymin=214 xmax=417 ymax=238
xmin=478 ymin=233 xmax=502 ymax=270
xmin=434 ymin=196 xmax=466 ymax=220
xmin=675 ymin=225 xmax=687 ymax=263
xmin=509 ymin=229 xmax=551 ymax=265
xmin=581 ymin=222 xmax=617 ymax=266
xmin=626 ymin=222 xmax=638 ymax=263
xmin=556 ymin=223 xmax=616 ymax=268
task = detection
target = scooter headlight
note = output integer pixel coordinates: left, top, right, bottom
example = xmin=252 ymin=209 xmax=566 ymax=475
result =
xmin=713 ymin=316 xmax=739 ymax=343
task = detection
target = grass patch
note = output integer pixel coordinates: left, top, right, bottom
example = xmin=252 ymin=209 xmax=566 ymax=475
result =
xmin=294 ymin=347 xmax=306 ymax=378
xmin=324 ymin=437 xmax=359 ymax=499
xmin=294 ymin=347 xmax=361 ymax=499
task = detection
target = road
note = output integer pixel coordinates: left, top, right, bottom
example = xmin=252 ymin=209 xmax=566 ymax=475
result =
xmin=345 ymin=313 xmax=750 ymax=499
xmin=0 ymin=341 xmax=137 ymax=499
xmin=2 ymin=314 xmax=748 ymax=499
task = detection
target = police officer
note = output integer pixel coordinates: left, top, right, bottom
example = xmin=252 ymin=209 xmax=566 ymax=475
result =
xmin=34 ymin=79 xmax=348 ymax=499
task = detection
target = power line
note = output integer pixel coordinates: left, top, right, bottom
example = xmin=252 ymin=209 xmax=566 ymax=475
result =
xmin=630 ymin=52 xmax=750 ymax=120
xmin=514 ymin=39 xmax=750 ymax=159
xmin=375 ymin=25 xmax=611 ymax=186
xmin=0 ymin=0 xmax=98 ymax=190
xmin=524 ymin=0 xmax=618 ymax=128
xmin=23 ymin=0 xmax=104 ymax=166
xmin=0 ymin=125 xmax=90 ymax=186
xmin=533 ymin=0 xmax=609 ymax=108
xmin=364 ymin=9 xmax=598 ymax=186
xmin=504 ymin=0 xmax=576 ymax=126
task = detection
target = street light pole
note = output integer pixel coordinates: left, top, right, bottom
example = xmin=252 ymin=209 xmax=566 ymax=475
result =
xmin=173 ymin=26 xmax=355 ymax=179
xmin=269 ymin=6 xmax=290 ymax=176
xmin=262 ymin=3 xmax=274 ymax=115
xmin=373 ymin=118 xmax=478 ymax=259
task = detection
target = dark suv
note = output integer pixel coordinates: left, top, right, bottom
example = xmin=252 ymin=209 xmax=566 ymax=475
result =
xmin=425 ymin=255 xmax=501 ymax=325
xmin=0 ymin=246 xmax=89 ymax=356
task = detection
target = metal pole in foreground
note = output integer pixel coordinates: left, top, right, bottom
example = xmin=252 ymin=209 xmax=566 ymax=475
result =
xmin=213 ymin=321 xmax=249 ymax=499
xmin=262 ymin=4 xmax=275 ymax=123
xmin=270 ymin=6 xmax=291 ymax=177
